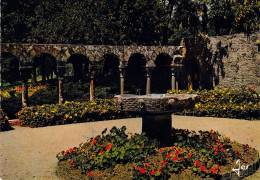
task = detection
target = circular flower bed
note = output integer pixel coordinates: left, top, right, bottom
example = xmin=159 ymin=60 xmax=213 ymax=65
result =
xmin=56 ymin=126 xmax=259 ymax=179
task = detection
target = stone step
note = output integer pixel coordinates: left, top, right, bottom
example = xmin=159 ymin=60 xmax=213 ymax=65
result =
xmin=8 ymin=119 xmax=21 ymax=126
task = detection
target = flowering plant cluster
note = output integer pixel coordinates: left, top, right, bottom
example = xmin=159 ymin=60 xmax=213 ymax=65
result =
xmin=0 ymin=109 xmax=12 ymax=131
xmin=57 ymin=126 xmax=157 ymax=175
xmin=56 ymin=126 xmax=252 ymax=179
xmin=132 ymin=128 xmax=243 ymax=179
xmin=18 ymin=99 xmax=135 ymax=128
xmin=0 ymin=85 xmax=46 ymax=98
xmin=168 ymin=88 xmax=260 ymax=119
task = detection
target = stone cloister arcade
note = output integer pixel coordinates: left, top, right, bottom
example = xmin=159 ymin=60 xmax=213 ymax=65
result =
xmin=1 ymin=43 xmax=186 ymax=106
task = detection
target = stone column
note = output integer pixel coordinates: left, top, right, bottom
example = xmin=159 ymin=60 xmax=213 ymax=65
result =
xmin=58 ymin=78 xmax=63 ymax=105
xmin=57 ymin=61 xmax=66 ymax=105
xmin=119 ymin=60 xmax=127 ymax=95
xmin=145 ymin=65 xmax=154 ymax=95
xmin=171 ymin=64 xmax=176 ymax=91
xmin=89 ymin=64 xmax=97 ymax=101
xmin=20 ymin=65 xmax=32 ymax=108
xmin=172 ymin=54 xmax=183 ymax=91
xmin=21 ymin=79 xmax=29 ymax=108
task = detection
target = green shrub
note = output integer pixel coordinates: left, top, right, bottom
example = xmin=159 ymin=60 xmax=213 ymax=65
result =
xmin=57 ymin=126 xmax=158 ymax=174
xmin=57 ymin=127 xmax=258 ymax=179
xmin=168 ymin=89 xmax=260 ymax=120
xmin=17 ymin=99 xmax=136 ymax=128
xmin=0 ymin=109 xmax=12 ymax=132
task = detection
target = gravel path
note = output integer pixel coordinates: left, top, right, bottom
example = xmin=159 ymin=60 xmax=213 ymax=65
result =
xmin=0 ymin=115 xmax=259 ymax=180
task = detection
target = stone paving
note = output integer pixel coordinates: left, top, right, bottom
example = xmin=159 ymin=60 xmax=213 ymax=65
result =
xmin=0 ymin=115 xmax=259 ymax=180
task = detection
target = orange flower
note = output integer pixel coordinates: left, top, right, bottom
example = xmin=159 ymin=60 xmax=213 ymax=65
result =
xmin=105 ymin=143 xmax=112 ymax=150
xmin=234 ymin=150 xmax=239 ymax=155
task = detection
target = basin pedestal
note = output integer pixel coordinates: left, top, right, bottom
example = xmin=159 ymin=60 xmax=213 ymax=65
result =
xmin=142 ymin=113 xmax=172 ymax=146
xmin=114 ymin=94 xmax=198 ymax=146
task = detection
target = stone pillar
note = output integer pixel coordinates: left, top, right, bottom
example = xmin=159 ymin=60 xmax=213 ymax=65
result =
xmin=145 ymin=65 xmax=154 ymax=95
xmin=171 ymin=64 xmax=176 ymax=91
xmin=89 ymin=64 xmax=97 ymax=101
xmin=172 ymin=54 xmax=183 ymax=91
xmin=142 ymin=113 xmax=172 ymax=146
xmin=20 ymin=64 xmax=32 ymax=108
xmin=21 ymin=80 xmax=29 ymax=108
xmin=119 ymin=60 xmax=127 ymax=95
xmin=57 ymin=61 xmax=66 ymax=105
xmin=58 ymin=78 xmax=63 ymax=105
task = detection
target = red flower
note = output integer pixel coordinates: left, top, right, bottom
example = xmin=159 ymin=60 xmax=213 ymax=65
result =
xmin=179 ymin=157 xmax=183 ymax=162
xmin=18 ymin=87 xmax=22 ymax=92
xmin=100 ymin=148 xmax=104 ymax=155
xmin=205 ymin=170 xmax=208 ymax=174
xmin=234 ymin=150 xmax=239 ymax=155
xmin=166 ymin=154 xmax=170 ymax=159
xmin=195 ymin=160 xmax=200 ymax=166
xmin=105 ymin=143 xmax=112 ymax=150
xmin=70 ymin=161 xmax=75 ymax=165
xmin=213 ymin=146 xmax=218 ymax=151
xmin=200 ymin=165 xmax=206 ymax=171
xmin=140 ymin=168 xmax=146 ymax=174
xmin=151 ymin=170 xmax=155 ymax=176
xmin=216 ymin=164 xmax=220 ymax=169
xmin=175 ymin=149 xmax=180 ymax=156
xmin=88 ymin=172 xmax=92 ymax=176
xmin=210 ymin=134 xmax=213 ymax=138
xmin=160 ymin=164 xmax=164 ymax=169
xmin=218 ymin=143 xmax=222 ymax=147
xmin=187 ymin=153 xmax=192 ymax=158
xmin=172 ymin=156 xmax=178 ymax=161
xmin=214 ymin=151 xmax=217 ymax=155
xmin=221 ymin=148 xmax=226 ymax=152
xmin=159 ymin=169 xmax=162 ymax=173
xmin=135 ymin=166 xmax=139 ymax=171
xmin=215 ymin=138 xmax=219 ymax=142
xmin=162 ymin=160 xmax=167 ymax=165
xmin=160 ymin=149 xmax=163 ymax=153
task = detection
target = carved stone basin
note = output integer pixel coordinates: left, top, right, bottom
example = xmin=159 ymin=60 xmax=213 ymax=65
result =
xmin=114 ymin=94 xmax=198 ymax=145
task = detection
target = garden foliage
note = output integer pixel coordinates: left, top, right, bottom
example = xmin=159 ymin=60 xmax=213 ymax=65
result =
xmin=17 ymin=99 xmax=135 ymax=128
xmin=168 ymin=88 xmax=260 ymax=120
xmin=0 ymin=109 xmax=12 ymax=132
xmin=57 ymin=126 xmax=253 ymax=179
xmin=57 ymin=126 xmax=158 ymax=174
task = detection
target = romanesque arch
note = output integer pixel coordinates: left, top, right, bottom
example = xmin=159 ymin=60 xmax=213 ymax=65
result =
xmin=32 ymin=53 xmax=57 ymax=84
xmin=152 ymin=53 xmax=172 ymax=93
xmin=67 ymin=54 xmax=89 ymax=82
xmin=125 ymin=53 xmax=146 ymax=94
xmin=1 ymin=52 xmax=20 ymax=83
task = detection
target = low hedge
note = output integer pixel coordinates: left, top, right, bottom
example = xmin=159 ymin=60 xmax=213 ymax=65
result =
xmin=17 ymin=99 xmax=136 ymax=128
xmin=168 ymin=88 xmax=260 ymax=120
xmin=0 ymin=109 xmax=12 ymax=132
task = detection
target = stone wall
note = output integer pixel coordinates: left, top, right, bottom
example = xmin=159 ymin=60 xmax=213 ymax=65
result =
xmin=183 ymin=31 xmax=260 ymax=91
xmin=209 ymin=31 xmax=260 ymax=90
